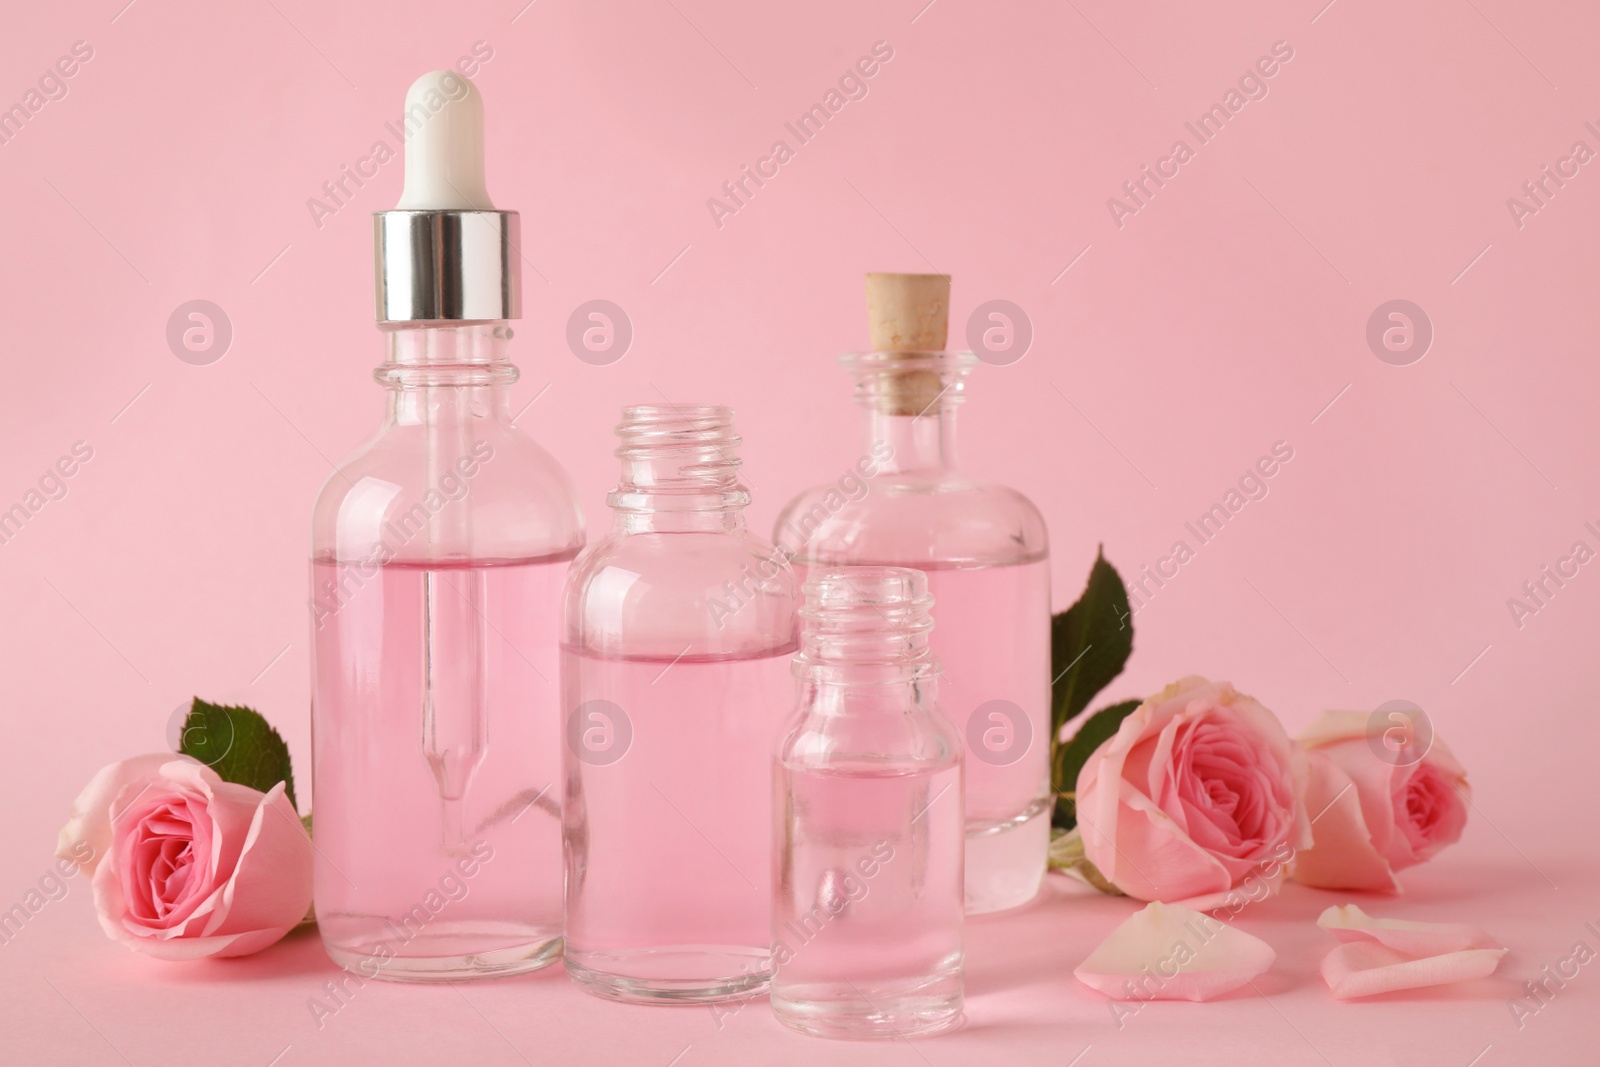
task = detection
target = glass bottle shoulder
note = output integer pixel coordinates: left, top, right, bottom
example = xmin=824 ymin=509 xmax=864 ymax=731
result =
xmin=563 ymin=525 xmax=798 ymax=658
xmin=778 ymin=682 xmax=963 ymax=772
xmin=310 ymin=419 xmax=583 ymax=564
xmin=775 ymin=472 xmax=1049 ymax=567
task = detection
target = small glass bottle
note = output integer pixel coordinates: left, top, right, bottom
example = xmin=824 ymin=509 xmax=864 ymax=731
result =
xmin=309 ymin=72 xmax=583 ymax=980
xmin=772 ymin=566 xmax=964 ymax=1039
xmin=775 ymin=273 xmax=1051 ymax=915
xmin=562 ymin=405 xmax=798 ymax=1003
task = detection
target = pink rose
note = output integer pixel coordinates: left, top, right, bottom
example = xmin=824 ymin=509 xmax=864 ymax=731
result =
xmin=1290 ymin=711 xmax=1469 ymax=892
xmin=57 ymin=756 xmax=312 ymax=960
xmin=1076 ymin=676 xmax=1309 ymax=903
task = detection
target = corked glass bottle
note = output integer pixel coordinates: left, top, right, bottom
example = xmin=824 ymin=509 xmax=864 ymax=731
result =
xmin=774 ymin=274 xmax=1051 ymax=914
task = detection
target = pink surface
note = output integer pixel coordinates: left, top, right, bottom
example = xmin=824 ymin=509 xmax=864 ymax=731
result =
xmin=2 ymin=0 xmax=1598 ymax=1063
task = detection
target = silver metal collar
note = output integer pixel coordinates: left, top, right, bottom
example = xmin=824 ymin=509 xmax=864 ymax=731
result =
xmin=373 ymin=209 xmax=521 ymax=322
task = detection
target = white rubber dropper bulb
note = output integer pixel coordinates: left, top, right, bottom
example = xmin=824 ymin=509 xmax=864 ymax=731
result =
xmin=395 ymin=70 xmax=494 ymax=210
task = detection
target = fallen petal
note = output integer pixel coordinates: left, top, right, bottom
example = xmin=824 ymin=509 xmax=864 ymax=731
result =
xmin=1317 ymin=904 xmax=1501 ymax=956
xmin=1316 ymin=904 xmax=1507 ymax=999
xmin=1321 ymin=941 xmax=1507 ymax=999
xmin=1075 ymin=901 xmax=1275 ymax=1002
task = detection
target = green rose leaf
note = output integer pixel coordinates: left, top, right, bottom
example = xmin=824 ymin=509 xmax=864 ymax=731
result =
xmin=1052 ymin=698 xmax=1141 ymax=830
xmin=177 ymin=697 xmax=297 ymax=811
xmin=1050 ymin=546 xmax=1134 ymax=737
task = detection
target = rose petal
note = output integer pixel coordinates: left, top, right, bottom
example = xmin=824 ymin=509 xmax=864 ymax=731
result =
xmin=1316 ymin=904 xmax=1501 ymax=955
xmin=1075 ymin=902 xmax=1275 ymax=1002
xmin=56 ymin=754 xmax=184 ymax=875
xmin=203 ymin=782 xmax=313 ymax=944
xmin=97 ymin=926 xmax=296 ymax=963
xmin=1319 ymin=741 xmax=1410 ymax=865
xmin=1301 ymin=712 xmax=1469 ymax=779
xmin=1082 ymin=777 xmax=1236 ymax=901
xmin=1181 ymin=863 xmax=1287 ymax=915
xmin=1316 ymin=904 xmax=1506 ymax=999
xmin=1297 ymin=710 xmax=1369 ymax=748
xmin=1290 ymin=753 xmax=1402 ymax=892
xmin=1321 ymin=942 xmax=1506 ymax=1000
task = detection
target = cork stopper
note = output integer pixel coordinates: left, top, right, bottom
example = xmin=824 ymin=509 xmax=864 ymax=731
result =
xmin=865 ymin=273 xmax=950 ymax=350
xmin=862 ymin=273 xmax=951 ymax=416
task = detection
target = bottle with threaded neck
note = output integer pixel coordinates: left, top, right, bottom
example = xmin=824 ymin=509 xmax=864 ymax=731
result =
xmin=772 ymin=566 xmax=965 ymax=1038
xmin=774 ymin=273 xmax=1051 ymax=915
xmin=562 ymin=405 xmax=798 ymax=1003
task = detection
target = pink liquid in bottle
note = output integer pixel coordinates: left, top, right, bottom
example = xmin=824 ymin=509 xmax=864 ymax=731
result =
xmin=312 ymin=554 xmax=573 ymax=978
xmin=773 ymin=763 xmax=964 ymax=1036
xmin=920 ymin=559 xmax=1052 ymax=907
xmin=562 ymin=405 xmax=798 ymax=1003
xmin=562 ymin=649 xmax=792 ymax=994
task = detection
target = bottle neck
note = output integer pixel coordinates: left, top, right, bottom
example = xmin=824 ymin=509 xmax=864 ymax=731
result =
xmin=864 ymin=406 xmax=958 ymax=475
xmin=843 ymin=350 xmax=975 ymax=476
xmin=378 ymin=322 xmax=518 ymax=427
xmin=794 ymin=567 xmax=937 ymax=688
xmin=608 ymin=405 xmax=751 ymax=533
xmin=613 ymin=509 xmax=749 ymax=534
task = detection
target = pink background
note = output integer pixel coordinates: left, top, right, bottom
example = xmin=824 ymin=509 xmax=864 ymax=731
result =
xmin=3 ymin=0 xmax=1598 ymax=1063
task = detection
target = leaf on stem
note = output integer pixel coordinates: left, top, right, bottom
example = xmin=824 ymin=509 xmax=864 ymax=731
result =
xmin=176 ymin=697 xmax=298 ymax=811
xmin=1050 ymin=547 xmax=1133 ymax=738
xmin=1052 ymin=698 xmax=1141 ymax=830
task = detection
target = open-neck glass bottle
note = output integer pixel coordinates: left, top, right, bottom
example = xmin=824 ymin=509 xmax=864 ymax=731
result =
xmin=772 ymin=566 xmax=965 ymax=1038
xmin=562 ymin=405 xmax=798 ymax=1003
